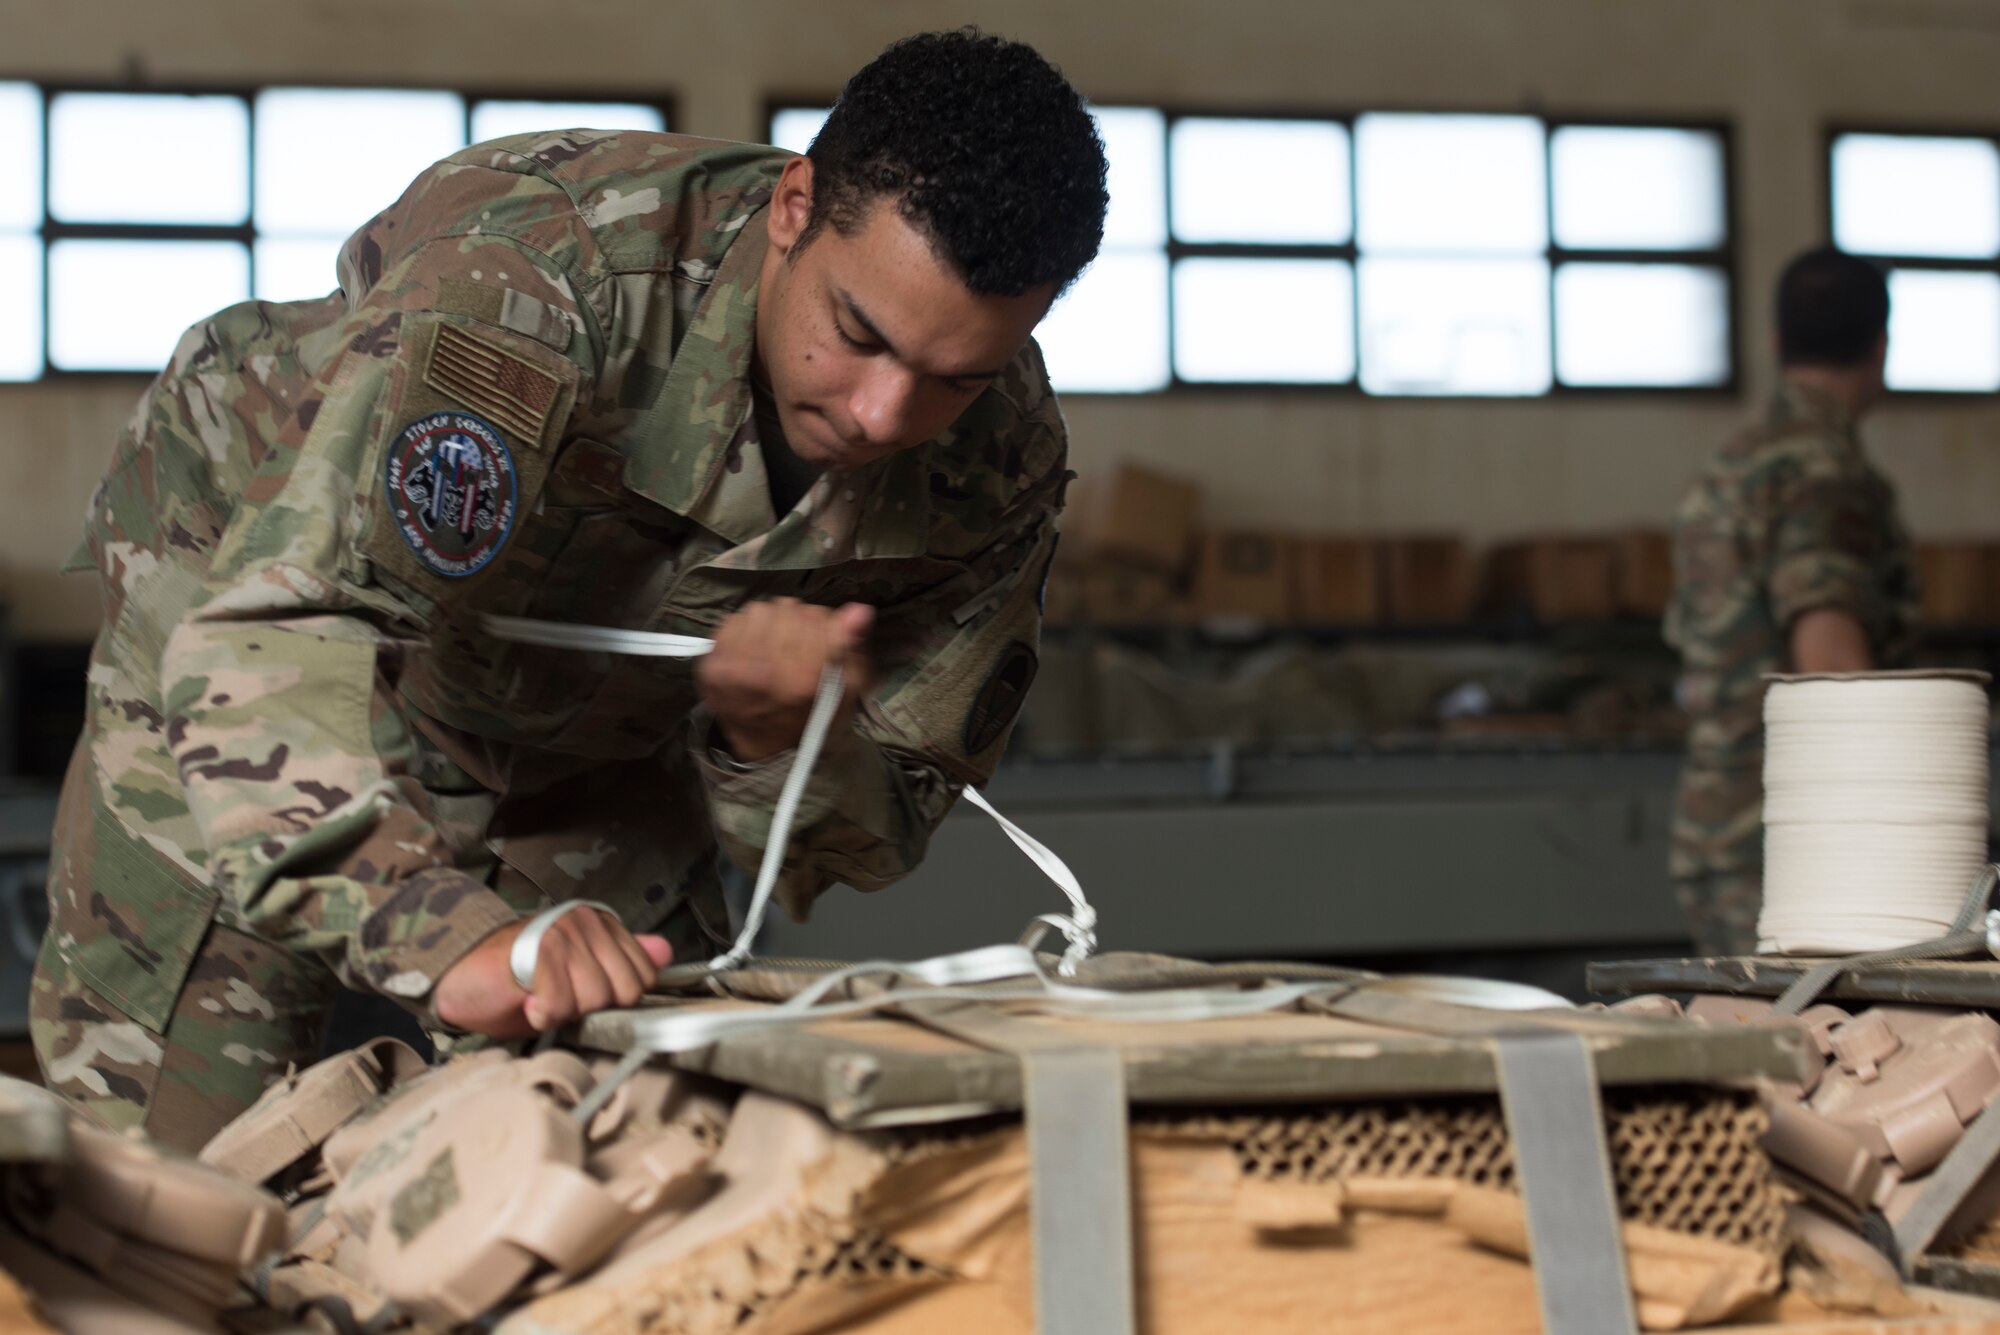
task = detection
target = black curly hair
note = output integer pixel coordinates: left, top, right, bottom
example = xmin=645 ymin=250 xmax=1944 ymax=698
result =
xmin=795 ymin=29 xmax=1108 ymax=297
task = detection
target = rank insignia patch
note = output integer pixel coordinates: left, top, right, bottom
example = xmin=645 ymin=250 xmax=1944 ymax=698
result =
xmin=385 ymin=411 xmax=517 ymax=577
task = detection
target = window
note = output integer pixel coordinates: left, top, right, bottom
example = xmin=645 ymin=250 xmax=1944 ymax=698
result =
xmin=254 ymin=89 xmax=471 ymax=304
xmin=0 ymin=84 xmax=43 ymax=381
xmin=1037 ymin=107 xmax=1171 ymax=392
xmin=767 ymin=104 xmax=1734 ymax=396
xmin=1548 ymin=125 xmax=1732 ymax=389
xmin=1831 ymin=131 xmax=2000 ymax=393
xmin=1 ymin=84 xmax=669 ymax=380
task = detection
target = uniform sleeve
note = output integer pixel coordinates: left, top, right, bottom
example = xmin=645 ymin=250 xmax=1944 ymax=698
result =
xmin=1766 ymin=454 xmax=1892 ymax=637
xmin=696 ymin=465 xmax=1063 ymax=923
xmin=160 ymin=169 xmax=598 ymax=1007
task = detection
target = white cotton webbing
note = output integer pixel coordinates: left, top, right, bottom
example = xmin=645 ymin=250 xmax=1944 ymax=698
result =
xmin=1759 ymin=671 xmax=1993 ymax=955
xmin=709 ymin=663 xmax=845 ymax=972
xmin=481 ymin=615 xmax=1100 ymax=974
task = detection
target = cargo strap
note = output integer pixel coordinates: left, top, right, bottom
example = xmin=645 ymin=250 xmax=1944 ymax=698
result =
xmin=1026 ymin=1048 xmax=1136 ymax=1335
xmin=510 ymin=899 xmax=619 ymax=990
xmin=1773 ymin=864 xmax=2000 ymax=1015
xmin=1891 ymin=1094 xmax=2000 ymax=1273
xmin=897 ymin=1000 xmax=1136 ymax=1335
xmin=1493 ymin=1030 xmax=1639 ymax=1335
xmin=897 ymin=994 xmax=1593 ymax=1335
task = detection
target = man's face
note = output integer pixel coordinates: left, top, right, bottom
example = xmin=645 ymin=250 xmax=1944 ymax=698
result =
xmin=755 ymin=158 xmax=1055 ymax=472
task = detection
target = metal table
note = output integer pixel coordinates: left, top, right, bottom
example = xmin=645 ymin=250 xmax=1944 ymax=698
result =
xmin=761 ymin=742 xmax=1693 ymax=963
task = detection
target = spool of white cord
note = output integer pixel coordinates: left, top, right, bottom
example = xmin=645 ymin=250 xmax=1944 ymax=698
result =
xmin=1758 ymin=670 xmax=1992 ymax=955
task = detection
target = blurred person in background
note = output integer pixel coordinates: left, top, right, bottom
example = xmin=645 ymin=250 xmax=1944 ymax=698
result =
xmin=1665 ymin=247 xmax=1918 ymax=957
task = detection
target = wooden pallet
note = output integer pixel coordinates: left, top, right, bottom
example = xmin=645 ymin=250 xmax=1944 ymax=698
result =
xmin=1589 ymin=957 xmax=2000 ymax=1009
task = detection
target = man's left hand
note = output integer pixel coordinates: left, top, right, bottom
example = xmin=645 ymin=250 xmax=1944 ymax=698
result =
xmin=698 ymin=600 xmax=874 ymax=762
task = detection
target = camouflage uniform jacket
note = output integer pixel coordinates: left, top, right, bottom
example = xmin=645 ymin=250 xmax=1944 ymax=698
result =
xmin=53 ymin=131 xmax=1066 ymax=1034
xmin=1663 ymin=381 xmax=1918 ymax=878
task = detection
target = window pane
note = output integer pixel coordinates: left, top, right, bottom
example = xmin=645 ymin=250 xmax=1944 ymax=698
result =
xmin=1036 ymin=250 xmax=1170 ymax=393
xmin=1884 ymin=269 xmax=2000 ymax=392
xmin=255 ymin=236 xmax=344 ymax=303
xmin=0 ymin=83 xmax=40 ymax=231
xmin=1358 ymin=257 xmax=1551 ymax=395
xmin=1094 ymin=107 xmax=1167 ymax=249
xmin=471 ymin=100 xmax=665 ymax=143
xmin=1833 ymin=134 xmax=2000 ymax=260
xmin=1554 ymin=263 xmax=1729 ymax=387
xmin=0 ymin=235 xmax=41 ymax=381
xmin=50 ymin=93 xmax=249 ymax=225
xmin=256 ymin=89 xmax=466 ymax=239
xmin=49 ymin=239 xmax=249 ymax=372
xmin=769 ymin=107 xmax=829 ymax=155
xmin=1355 ymin=114 xmax=1546 ymax=254
xmin=1171 ymin=119 xmax=1350 ymax=244
xmin=1551 ymin=127 xmax=1725 ymax=251
xmin=1174 ymin=259 xmax=1354 ymax=382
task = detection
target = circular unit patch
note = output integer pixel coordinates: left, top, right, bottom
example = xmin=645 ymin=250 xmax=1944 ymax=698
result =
xmin=384 ymin=411 xmax=518 ymax=578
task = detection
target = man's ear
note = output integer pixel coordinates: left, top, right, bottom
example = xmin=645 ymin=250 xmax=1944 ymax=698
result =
xmin=768 ymin=156 xmax=815 ymax=252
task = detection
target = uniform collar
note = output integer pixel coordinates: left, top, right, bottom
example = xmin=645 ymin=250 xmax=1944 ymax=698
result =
xmin=1774 ymin=378 xmax=1862 ymax=441
xmin=705 ymin=442 xmax=934 ymax=572
xmin=623 ymin=206 xmax=772 ymax=535
xmin=623 ymin=204 xmax=932 ymax=562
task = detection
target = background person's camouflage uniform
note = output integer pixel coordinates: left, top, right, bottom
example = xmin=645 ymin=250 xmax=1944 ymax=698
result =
xmin=1664 ymin=383 xmax=1918 ymax=957
xmin=32 ymin=131 xmax=1067 ymax=1150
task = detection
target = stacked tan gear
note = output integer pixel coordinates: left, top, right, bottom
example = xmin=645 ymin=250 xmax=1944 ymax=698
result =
xmin=0 ymin=1073 xmax=285 ymax=1333
xmin=173 ymin=957 xmax=2000 ymax=1333
xmin=1587 ymin=861 xmax=2000 ymax=1310
xmin=1684 ymin=998 xmax=2000 ymax=1237
xmin=206 ymin=1041 xmax=727 ymax=1330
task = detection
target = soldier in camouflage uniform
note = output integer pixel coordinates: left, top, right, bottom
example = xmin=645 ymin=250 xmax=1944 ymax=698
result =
xmin=1665 ymin=248 xmax=1918 ymax=957
xmin=31 ymin=31 xmax=1108 ymax=1150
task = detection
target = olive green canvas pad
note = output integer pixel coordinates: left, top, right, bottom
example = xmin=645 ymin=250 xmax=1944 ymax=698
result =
xmin=575 ymin=958 xmax=1809 ymax=1130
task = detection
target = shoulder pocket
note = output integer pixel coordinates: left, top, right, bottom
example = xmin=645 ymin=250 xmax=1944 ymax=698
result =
xmin=61 ymin=785 xmax=221 ymax=1034
xmin=357 ymin=314 xmax=582 ymax=613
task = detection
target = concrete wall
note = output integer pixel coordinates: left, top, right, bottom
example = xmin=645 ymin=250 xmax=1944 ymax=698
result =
xmin=5 ymin=0 xmax=1999 ymax=639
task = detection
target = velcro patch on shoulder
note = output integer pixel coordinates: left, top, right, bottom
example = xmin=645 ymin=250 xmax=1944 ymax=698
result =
xmin=964 ymin=640 xmax=1038 ymax=758
xmin=423 ymin=323 xmax=563 ymax=445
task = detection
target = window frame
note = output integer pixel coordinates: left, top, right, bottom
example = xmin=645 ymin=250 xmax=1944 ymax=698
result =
xmin=764 ymin=98 xmax=1741 ymax=400
xmin=4 ymin=77 xmax=675 ymax=384
xmin=1824 ymin=121 xmax=2000 ymax=401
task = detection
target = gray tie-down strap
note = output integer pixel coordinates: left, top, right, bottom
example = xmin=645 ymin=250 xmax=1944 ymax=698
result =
xmin=1772 ymin=863 xmax=1999 ymax=1016
xmin=1493 ymin=1030 xmax=1640 ymax=1335
xmin=896 ymin=1000 xmax=1136 ymax=1335
xmin=1026 ymin=1046 xmax=1137 ymax=1335
xmin=1893 ymin=1095 xmax=2000 ymax=1274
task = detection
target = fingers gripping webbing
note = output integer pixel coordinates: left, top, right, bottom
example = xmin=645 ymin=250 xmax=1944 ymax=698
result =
xmin=483 ymin=616 xmax=1102 ymax=978
xmin=709 ymin=663 xmax=846 ymax=973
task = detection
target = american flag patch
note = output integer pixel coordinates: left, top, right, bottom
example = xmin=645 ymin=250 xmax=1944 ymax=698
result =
xmin=424 ymin=323 xmax=563 ymax=444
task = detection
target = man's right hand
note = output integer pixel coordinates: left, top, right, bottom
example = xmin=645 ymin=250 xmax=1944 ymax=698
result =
xmin=432 ymin=909 xmax=672 ymax=1038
